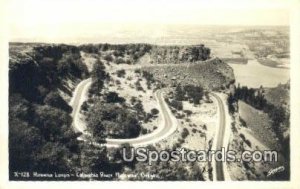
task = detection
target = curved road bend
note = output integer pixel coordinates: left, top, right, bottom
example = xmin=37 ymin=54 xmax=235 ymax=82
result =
xmin=210 ymin=93 xmax=226 ymax=181
xmin=70 ymin=78 xmax=92 ymax=133
xmin=70 ymin=78 xmax=178 ymax=147
xmin=70 ymin=79 xmax=227 ymax=178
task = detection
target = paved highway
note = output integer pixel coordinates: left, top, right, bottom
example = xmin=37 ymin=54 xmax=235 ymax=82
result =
xmin=70 ymin=78 xmax=178 ymax=147
xmin=211 ymin=93 xmax=226 ymax=181
xmin=71 ymin=79 xmax=227 ymax=179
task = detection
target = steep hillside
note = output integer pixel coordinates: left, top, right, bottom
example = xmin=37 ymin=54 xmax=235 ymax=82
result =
xmin=9 ymin=43 xmax=88 ymax=102
xmin=9 ymin=43 xmax=88 ymax=180
xmin=142 ymin=58 xmax=234 ymax=90
xmin=264 ymin=81 xmax=290 ymax=109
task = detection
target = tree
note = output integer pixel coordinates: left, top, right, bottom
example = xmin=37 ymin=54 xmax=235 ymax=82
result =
xmin=184 ymin=85 xmax=203 ymax=105
xmin=105 ymin=92 xmax=125 ymax=103
xmin=86 ymin=103 xmax=141 ymax=139
xmin=91 ymin=60 xmax=107 ymax=81
xmin=90 ymin=61 xmax=108 ymax=95
xmin=33 ymin=105 xmax=72 ymax=141
xmin=116 ymin=69 xmax=126 ymax=78
xmin=175 ymin=85 xmax=185 ymax=101
xmin=227 ymin=93 xmax=236 ymax=114
xmin=44 ymin=91 xmax=72 ymax=113
xmin=151 ymin=108 xmax=159 ymax=115
xmin=104 ymin=54 xmax=113 ymax=62
xmin=9 ymin=118 xmax=44 ymax=173
xmin=35 ymin=142 xmax=74 ymax=173
xmin=181 ymin=128 xmax=189 ymax=138
xmin=80 ymin=144 xmax=110 ymax=174
xmin=81 ymin=101 xmax=89 ymax=111
xmin=169 ymin=100 xmax=183 ymax=111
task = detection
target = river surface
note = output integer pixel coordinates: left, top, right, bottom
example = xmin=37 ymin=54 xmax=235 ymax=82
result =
xmin=229 ymin=60 xmax=290 ymax=88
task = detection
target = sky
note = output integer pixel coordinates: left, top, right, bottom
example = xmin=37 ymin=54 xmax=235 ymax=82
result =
xmin=6 ymin=0 xmax=291 ymax=43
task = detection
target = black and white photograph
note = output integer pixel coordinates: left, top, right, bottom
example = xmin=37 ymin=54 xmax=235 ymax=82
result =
xmin=1 ymin=0 xmax=300 ymax=188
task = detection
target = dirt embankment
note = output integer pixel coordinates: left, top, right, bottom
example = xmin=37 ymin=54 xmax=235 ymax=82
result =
xmin=142 ymin=58 xmax=234 ymax=90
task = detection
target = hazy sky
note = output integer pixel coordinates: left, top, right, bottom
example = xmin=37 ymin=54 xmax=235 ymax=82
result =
xmin=7 ymin=0 xmax=290 ymax=43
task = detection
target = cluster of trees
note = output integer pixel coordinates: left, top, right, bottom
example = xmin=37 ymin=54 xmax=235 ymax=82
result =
xmin=104 ymin=91 xmax=125 ymax=104
xmin=9 ymin=44 xmax=93 ymax=180
xmin=181 ymin=45 xmax=211 ymax=62
xmin=174 ymin=85 xmax=204 ymax=105
xmin=35 ymin=45 xmax=88 ymax=79
xmin=166 ymin=98 xmax=183 ymax=111
xmin=108 ymin=44 xmax=151 ymax=61
xmin=234 ymin=86 xmax=288 ymax=139
xmin=143 ymin=108 xmax=160 ymax=123
xmin=79 ymin=43 xmax=152 ymax=63
xmin=79 ymin=44 xmax=100 ymax=54
xmin=89 ymin=60 xmax=109 ymax=95
xmin=141 ymin=70 xmax=155 ymax=89
xmin=9 ymin=91 xmax=81 ymax=180
xmin=234 ymin=86 xmax=267 ymax=110
xmin=80 ymin=43 xmax=211 ymax=65
xmin=86 ymin=102 xmax=141 ymax=139
xmin=10 ymin=45 xmax=88 ymax=103
xmin=85 ymin=58 xmax=144 ymax=139
xmin=228 ymin=85 xmax=289 ymax=155
xmin=129 ymin=96 xmax=158 ymax=123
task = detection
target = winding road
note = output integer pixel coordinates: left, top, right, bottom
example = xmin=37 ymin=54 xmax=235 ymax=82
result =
xmin=70 ymin=78 xmax=228 ymax=179
xmin=211 ymin=93 xmax=227 ymax=181
xmin=70 ymin=78 xmax=178 ymax=147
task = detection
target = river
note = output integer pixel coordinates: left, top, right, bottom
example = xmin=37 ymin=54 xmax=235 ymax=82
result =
xmin=229 ymin=59 xmax=290 ymax=88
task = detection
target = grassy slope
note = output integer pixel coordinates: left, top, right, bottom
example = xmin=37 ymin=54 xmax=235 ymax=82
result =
xmin=238 ymin=100 xmax=278 ymax=149
xmin=264 ymin=82 xmax=290 ymax=109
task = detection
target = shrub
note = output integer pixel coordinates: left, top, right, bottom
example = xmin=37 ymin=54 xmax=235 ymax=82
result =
xmin=135 ymin=80 xmax=144 ymax=92
xmin=239 ymin=117 xmax=247 ymax=127
xmin=183 ymin=110 xmax=192 ymax=116
xmin=150 ymin=108 xmax=159 ymax=115
xmin=81 ymin=101 xmax=88 ymax=111
xmin=169 ymin=100 xmax=183 ymax=111
xmin=86 ymin=103 xmax=141 ymax=139
xmin=104 ymin=54 xmax=113 ymax=62
xmin=115 ymin=80 xmax=121 ymax=85
xmin=116 ymin=69 xmax=126 ymax=78
xmin=181 ymin=128 xmax=189 ymax=139
xmin=105 ymin=92 xmax=125 ymax=103
xmin=130 ymin=96 xmax=137 ymax=105
xmin=239 ymin=133 xmax=246 ymax=141
xmin=141 ymin=128 xmax=148 ymax=135
xmin=44 ymin=91 xmax=72 ymax=113
xmin=245 ymin=139 xmax=252 ymax=148
xmin=115 ymin=58 xmax=125 ymax=64
xmin=134 ymin=69 xmax=141 ymax=74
